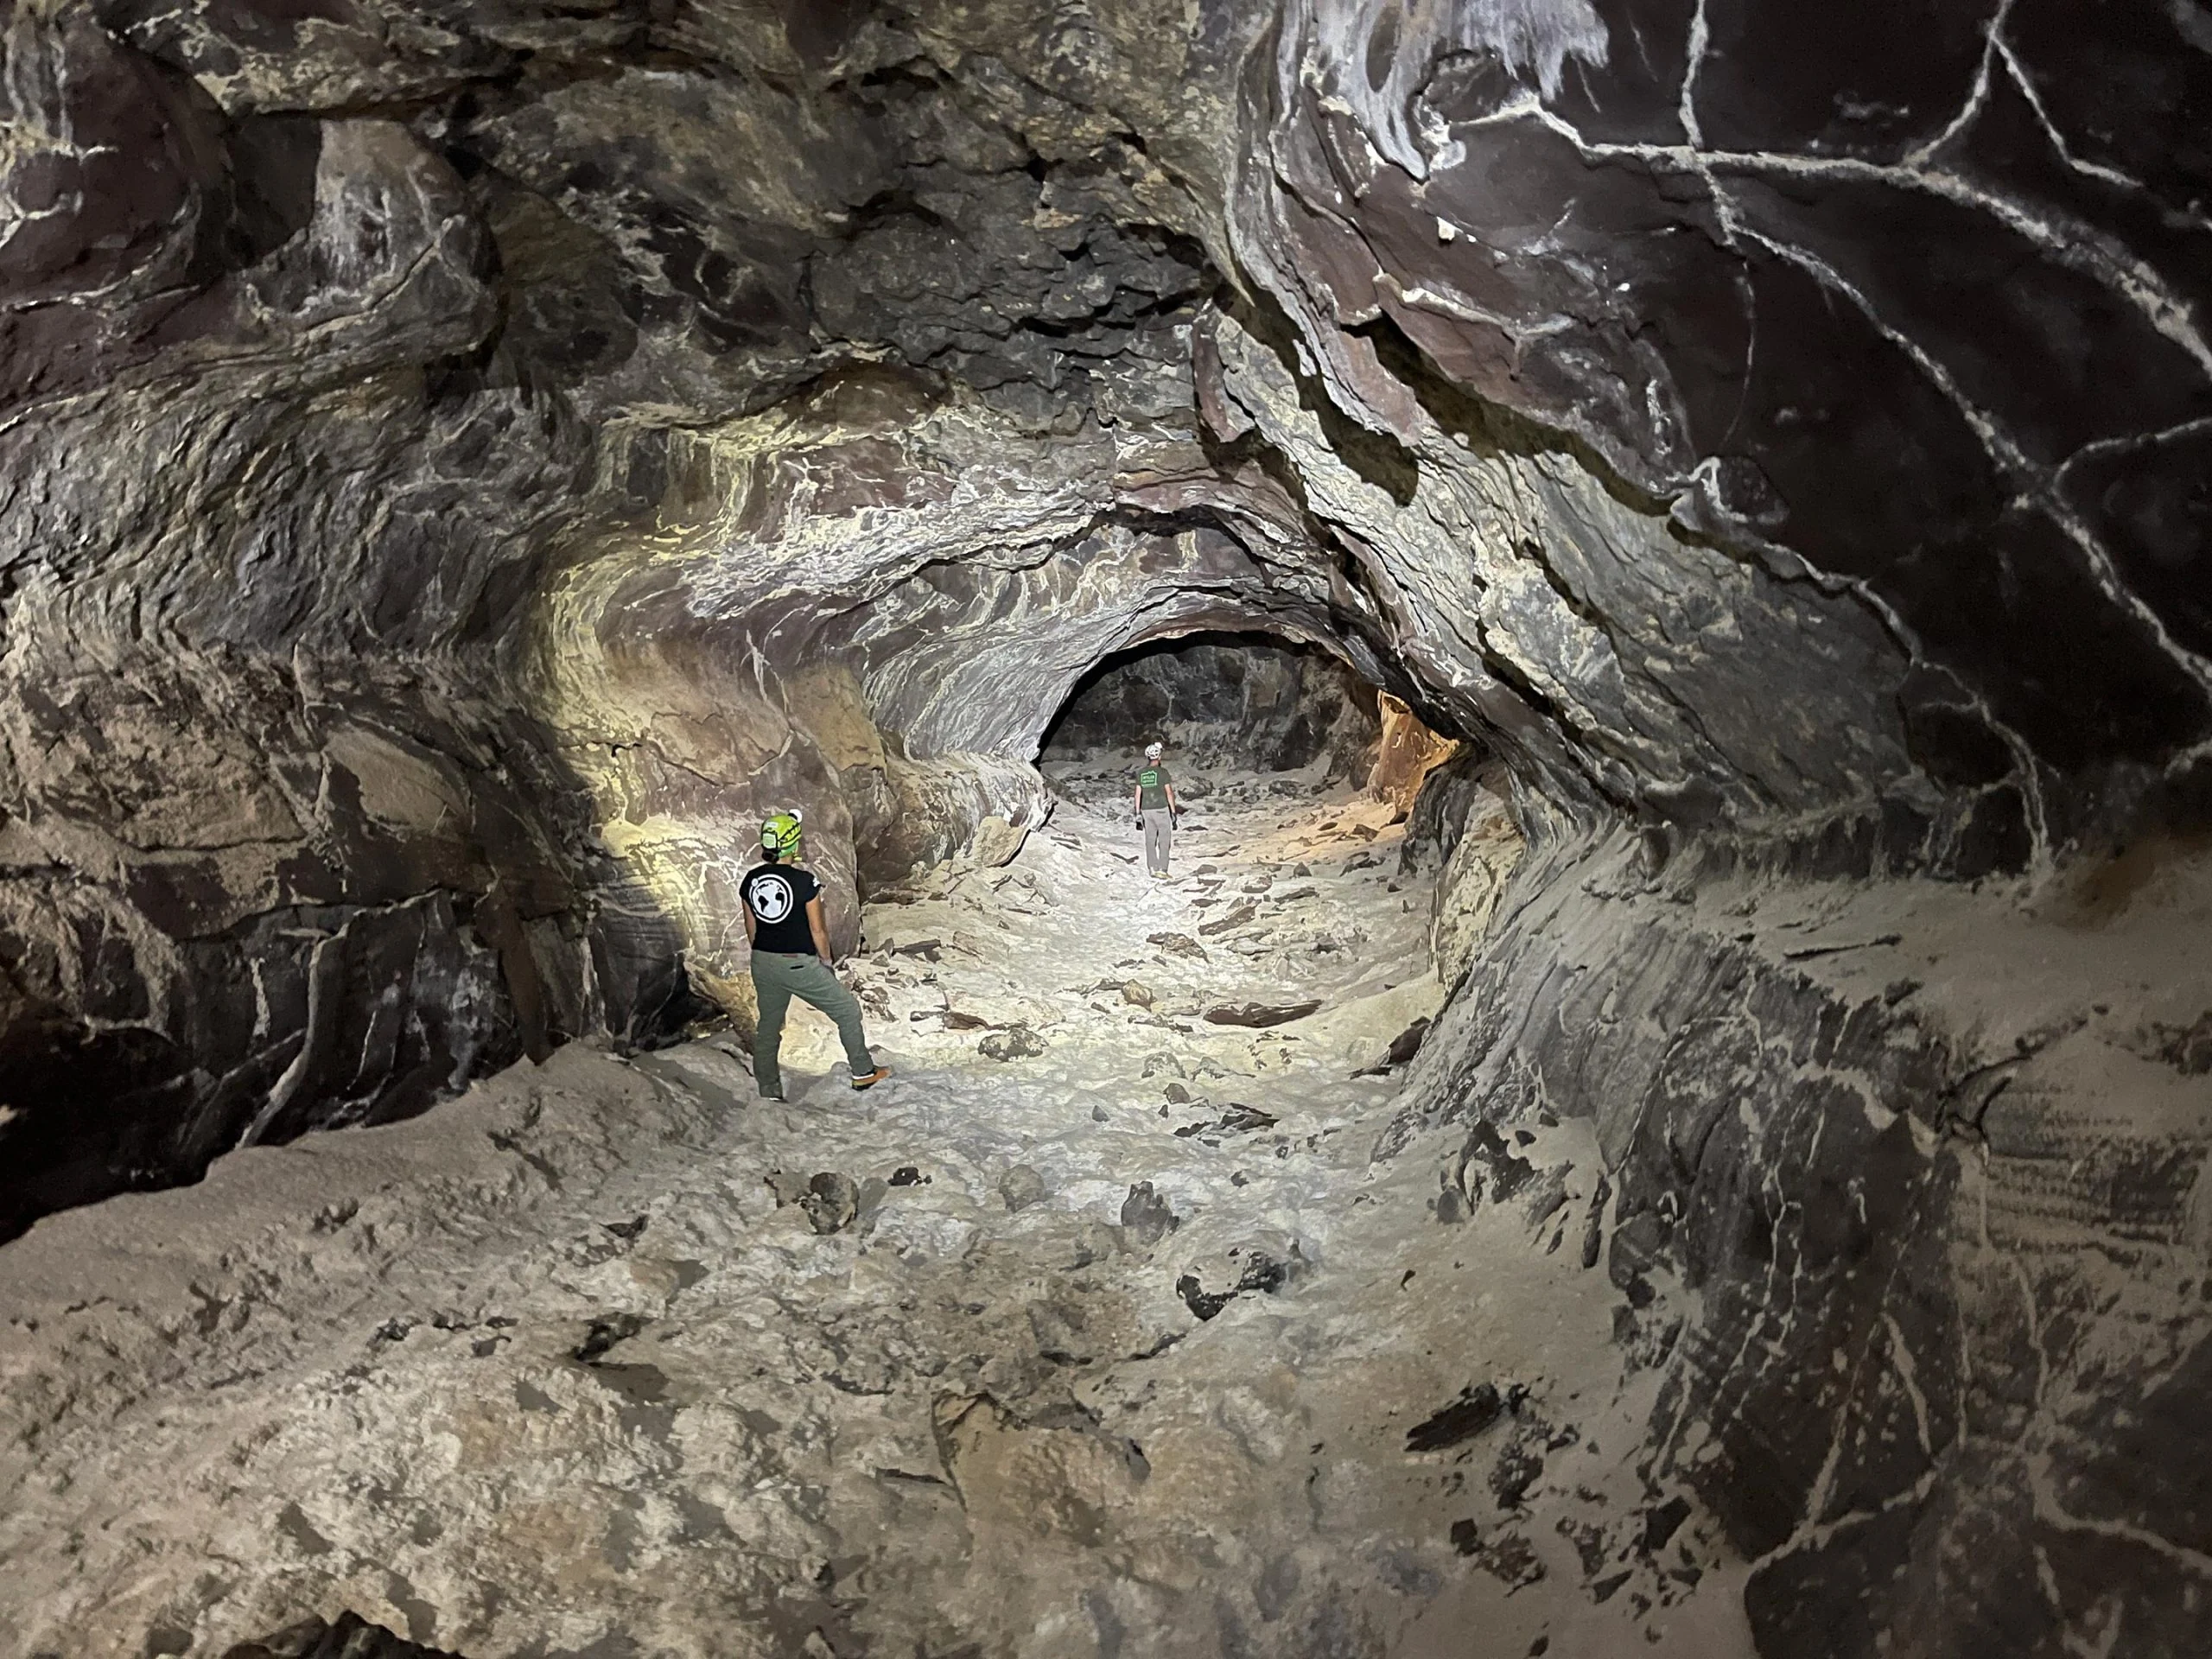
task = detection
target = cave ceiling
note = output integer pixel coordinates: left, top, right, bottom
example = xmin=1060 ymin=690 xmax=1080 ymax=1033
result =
xmin=27 ymin=0 xmax=2197 ymax=842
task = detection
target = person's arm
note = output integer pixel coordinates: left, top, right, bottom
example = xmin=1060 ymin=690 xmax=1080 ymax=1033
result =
xmin=743 ymin=903 xmax=757 ymax=944
xmin=1134 ymin=783 xmax=1143 ymax=823
xmin=1166 ymin=779 xmax=1180 ymax=817
xmin=806 ymin=894 xmax=833 ymax=964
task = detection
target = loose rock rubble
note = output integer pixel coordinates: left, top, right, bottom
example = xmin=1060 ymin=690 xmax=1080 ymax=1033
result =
xmin=0 ymin=771 xmax=1749 ymax=1658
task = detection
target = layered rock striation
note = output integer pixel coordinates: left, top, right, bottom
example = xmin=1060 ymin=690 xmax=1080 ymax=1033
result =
xmin=0 ymin=2 xmax=2206 ymax=1652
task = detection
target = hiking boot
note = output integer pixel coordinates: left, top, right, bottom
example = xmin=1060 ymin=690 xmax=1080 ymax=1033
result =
xmin=849 ymin=1065 xmax=893 ymax=1091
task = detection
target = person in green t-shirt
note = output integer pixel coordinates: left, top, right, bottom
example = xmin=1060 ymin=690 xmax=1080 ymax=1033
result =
xmin=1131 ymin=741 xmax=1182 ymax=878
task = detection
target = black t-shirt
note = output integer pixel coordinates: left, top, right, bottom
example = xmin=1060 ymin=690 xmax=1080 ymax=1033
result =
xmin=741 ymin=862 xmax=819 ymax=953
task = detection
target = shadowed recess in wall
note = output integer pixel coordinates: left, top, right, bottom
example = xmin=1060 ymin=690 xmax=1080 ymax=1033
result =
xmin=219 ymin=1611 xmax=463 ymax=1657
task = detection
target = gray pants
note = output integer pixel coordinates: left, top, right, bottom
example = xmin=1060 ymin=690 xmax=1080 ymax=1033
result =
xmin=750 ymin=950 xmax=874 ymax=1096
xmin=1142 ymin=807 xmax=1174 ymax=874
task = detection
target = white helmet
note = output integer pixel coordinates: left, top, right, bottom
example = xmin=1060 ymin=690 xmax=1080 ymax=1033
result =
xmin=1145 ymin=741 xmax=1163 ymax=760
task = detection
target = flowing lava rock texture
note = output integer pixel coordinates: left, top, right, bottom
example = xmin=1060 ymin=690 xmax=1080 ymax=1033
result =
xmin=0 ymin=0 xmax=2207 ymax=1655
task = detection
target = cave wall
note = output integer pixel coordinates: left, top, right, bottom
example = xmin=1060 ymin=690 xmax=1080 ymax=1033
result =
xmin=0 ymin=4 xmax=2206 ymax=1648
xmin=1386 ymin=826 xmax=2212 ymax=1653
xmin=1232 ymin=0 xmax=2212 ymax=859
xmin=1230 ymin=4 xmax=2212 ymax=1644
xmin=0 ymin=14 xmax=708 ymax=1238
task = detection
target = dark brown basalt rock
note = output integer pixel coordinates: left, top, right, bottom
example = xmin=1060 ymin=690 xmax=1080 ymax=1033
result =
xmin=1405 ymin=1382 xmax=1506 ymax=1453
xmin=0 ymin=6 xmax=2205 ymax=1649
xmin=1386 ymin=822 xmax=2211 ymax=1654
xmin=219 ymin=1609 xmax=465 ymax=1659
xmin=1201 ymin=1001 xmax=1321 ymax=1028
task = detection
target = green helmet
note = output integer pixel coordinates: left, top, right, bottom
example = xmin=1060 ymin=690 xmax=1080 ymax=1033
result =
xmin=760 ymin=808 xmax=804 ymax=856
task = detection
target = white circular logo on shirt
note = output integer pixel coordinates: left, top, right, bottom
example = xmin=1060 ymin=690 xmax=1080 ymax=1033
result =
xmin=750 ymin=872 xmax=795 ymax=923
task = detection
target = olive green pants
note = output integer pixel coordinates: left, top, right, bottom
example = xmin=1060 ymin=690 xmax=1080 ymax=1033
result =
xmin=749 ymin=950 xmax=874 ymax=1097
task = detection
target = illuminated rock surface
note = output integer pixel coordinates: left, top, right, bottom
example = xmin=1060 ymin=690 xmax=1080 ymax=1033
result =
xmin=0 ymin=2 xmax=2207 ymax=1653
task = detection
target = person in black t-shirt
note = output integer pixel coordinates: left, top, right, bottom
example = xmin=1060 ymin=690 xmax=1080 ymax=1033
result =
xmin=741 ymin=810 xmax=891 ymax=1100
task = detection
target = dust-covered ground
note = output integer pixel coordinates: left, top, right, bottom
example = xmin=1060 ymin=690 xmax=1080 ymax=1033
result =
xmin=0 ymin=760 xmax=1753 ymax=1658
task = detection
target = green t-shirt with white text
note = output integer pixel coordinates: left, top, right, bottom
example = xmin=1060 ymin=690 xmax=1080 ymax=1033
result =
xmin=1137 ymin=764 xmax=1172 ymax=810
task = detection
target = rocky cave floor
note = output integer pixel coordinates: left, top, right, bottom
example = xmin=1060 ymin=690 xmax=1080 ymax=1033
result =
xmin=1 ymin=759 xmax=1751 ymax=1659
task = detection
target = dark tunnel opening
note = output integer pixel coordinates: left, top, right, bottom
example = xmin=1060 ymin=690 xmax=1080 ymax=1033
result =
xmin=1034 ymin=630 xmax=1475 ymax=836
xmin=1038 ymin=629 xmax=1388 ymax=782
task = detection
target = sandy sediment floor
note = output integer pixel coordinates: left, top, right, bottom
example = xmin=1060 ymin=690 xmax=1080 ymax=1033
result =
xmin=0 ymin=767 xmax=1750 ymax=1658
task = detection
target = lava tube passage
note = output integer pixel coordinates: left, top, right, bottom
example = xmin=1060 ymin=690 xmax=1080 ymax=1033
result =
xmin=2 ymin=3 xmax=2208 ymax=1656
